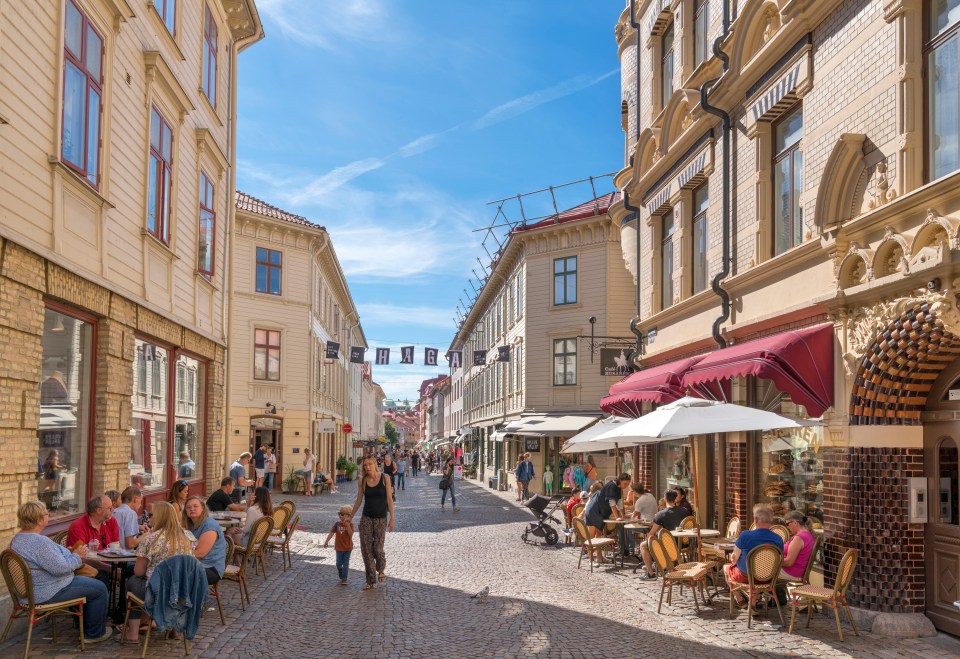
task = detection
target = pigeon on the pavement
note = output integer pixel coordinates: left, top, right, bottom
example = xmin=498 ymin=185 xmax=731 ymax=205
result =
xmin=470 ymin=586 xmax=490 ymax=603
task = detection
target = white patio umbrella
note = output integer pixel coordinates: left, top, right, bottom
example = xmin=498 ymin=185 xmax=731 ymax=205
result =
xmin=561 ymin=415 xmax=633 ymax=453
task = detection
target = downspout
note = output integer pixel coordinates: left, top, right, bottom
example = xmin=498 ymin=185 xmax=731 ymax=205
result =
xmin=626 ymin=0 xmax=643 ymax=365
xmin=699 ymin=0 xmax=732 ymax=349
xmin=631 ymin=0 xmax=642 ymax=146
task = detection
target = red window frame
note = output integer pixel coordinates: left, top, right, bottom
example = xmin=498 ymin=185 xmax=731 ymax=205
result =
xmin=148 ymin=107 xmax=173 ymax=244
xmin=154 ymin=0 xmax=176 ymax=36
xmin=202 ymin=4 xmax=217 ymax=107
xmin=198 ymin=171 xmax=215 ymax=277
xmin=254 ymin=329 xmax=281 ymax=381
xmin=255 ymin=247 xmax=282 ymax=295
xmin=61 ymin=0 xmax=103 ymax=188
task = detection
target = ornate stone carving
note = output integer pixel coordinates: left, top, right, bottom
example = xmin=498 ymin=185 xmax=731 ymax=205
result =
xmin=867 ymin=160 xmax=897 ymax=209
xmin=842 ymin=285 xmax=960 ymax=375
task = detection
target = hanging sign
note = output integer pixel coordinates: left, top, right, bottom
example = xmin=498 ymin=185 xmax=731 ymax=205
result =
xmin=496 ymin=346 xmax=511 ymax=362
xmin=600 ymin=347 xmax=636 ymax=377
xmin=349 ymin=347 xmax=365 ymax=364
xmin=375 ymin=348 xmax=390 ymax=365
xmin=400 ymin=346 xmax=414 ymax=363
xmin=447 ymin=351 xmax=463 ymax=368
xmin=524 ymin=437 xmax=542 ymax=452
xmin=473 ymin=350 xmax=487 ymax=366
xmin=325 ymin=341 xmax=340 ymax=359
xmin=342 ymin=423 xmax=353 ymax=433
xmin=425 ymin=348 xmax=439 ymax=366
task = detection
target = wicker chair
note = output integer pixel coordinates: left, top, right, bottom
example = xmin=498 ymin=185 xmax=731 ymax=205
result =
xmin=222 ymin=517 xmax=273 ymax=610
xmin=269 ymin=506 xmax=291 ymax=539
xmin=122 ymin=592 xmax=189 ymax=658
xmin=788 ymin=548 xmax=859 ymax=641
xmin=647 ymin=533 xmax=712 ymax=613
xmin=729 ymin=544 xmax=784 ymax=628
xmin=770 ymin=524 xmax=790 ymax=543
xmin=49 ymin=530 xmax=69 ymax=547
xmin=778 ymin=533 xmax=821 ymax=588
xmin=0 ymin=549 xmax=86 ymax=659
xmin=572 ymin=518 xmax=614 ymax=572
xmin=676 ymin=516 xmax=698 ymax=562
xmin=277 ymin=500 xmax=296 ymax=517
xmin=265 ymin=513 xmax=300 ymax=571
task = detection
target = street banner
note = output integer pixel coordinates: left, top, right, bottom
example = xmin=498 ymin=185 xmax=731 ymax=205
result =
xmin=325 ymin=341 xmax=340 ymax=359
xmin=496 ymin=346 xmax=510 ymax=362
xmin=425 ymin=347 xmax=439 ymax=366
xmin=350 ymin=346 xmax=365 ymax=363
xmin=473 ymin=350 xmax=487 ymax=366
xmin=600 ymin=347 xmax=635 ymax=376
xmin=400 ymin=346 xmax=414 ymax=363
xmin=447 ymin=351 xmax=462 ymax=368
xmin=376 ymin=348 xmax=390 ymax=365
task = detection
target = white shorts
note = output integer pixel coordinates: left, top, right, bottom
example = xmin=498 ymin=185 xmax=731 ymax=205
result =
xmin=255 ymin=468 xmax=265 ymax=478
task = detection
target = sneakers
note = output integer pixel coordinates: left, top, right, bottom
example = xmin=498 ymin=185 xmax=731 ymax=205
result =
xmin=638 ymin=571 xmax=657 ymax=581
xmin=339 ymin=578 xmax=348 ymax=585
xmin=452 ymin=506 xmax=460 ymax=512
xmin=85 ymin=627 xmax=112 ymax=644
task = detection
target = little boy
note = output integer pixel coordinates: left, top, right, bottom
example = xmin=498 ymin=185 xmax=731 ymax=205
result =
xmin=323 ymin=504 xmax=354 ymax=585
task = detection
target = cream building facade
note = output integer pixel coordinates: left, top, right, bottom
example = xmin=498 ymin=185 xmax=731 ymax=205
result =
xmin=610 ymin=0 xmax=960 ymax=634
xmin=0 ymin=0 xmax=261 ymax=529
xmin=452 ymin=193 xmax=636 ymax=494
xmin=228 ymin=192 xmax=363 ymax=487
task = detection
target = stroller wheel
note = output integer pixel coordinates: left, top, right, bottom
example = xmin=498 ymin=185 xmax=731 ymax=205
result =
xmin=544 ymin=527 xmax=559 ymax=546
xmin=521 ymin=531 xmax=529 ymax=543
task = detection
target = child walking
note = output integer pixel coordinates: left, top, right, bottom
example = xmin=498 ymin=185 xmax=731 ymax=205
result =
xmin=324 ymin=505 xmax=355 ymax=585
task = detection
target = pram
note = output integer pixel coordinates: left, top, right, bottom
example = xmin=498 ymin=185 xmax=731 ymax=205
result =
xmin=521 ymin=494 xmax=566 ymax=546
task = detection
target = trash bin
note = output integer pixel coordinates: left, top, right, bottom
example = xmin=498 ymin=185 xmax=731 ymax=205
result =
xmin=489 ymin=476 xmax=499 ymax=489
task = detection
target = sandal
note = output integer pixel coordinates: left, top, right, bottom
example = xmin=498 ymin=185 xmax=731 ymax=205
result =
xmin=362 ymin=583 xmax=374 ymax=591
xmin=378 ymin=572 xmax=386 ymax=583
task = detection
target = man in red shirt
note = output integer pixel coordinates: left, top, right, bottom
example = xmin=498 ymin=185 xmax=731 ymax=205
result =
xmin=67 ymin=495 xmax=120 ymax=550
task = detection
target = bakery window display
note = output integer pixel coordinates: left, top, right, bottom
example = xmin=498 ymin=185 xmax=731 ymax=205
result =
xmin=759 ymin=426 xmax=824 ymax=531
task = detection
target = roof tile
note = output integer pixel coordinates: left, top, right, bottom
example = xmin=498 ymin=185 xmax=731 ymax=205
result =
xmin=235 ymin=190 xmax=324 ymax=230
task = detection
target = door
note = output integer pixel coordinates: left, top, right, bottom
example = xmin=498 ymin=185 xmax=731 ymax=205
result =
xmin=924 ymin=426 xmax=960 ymax=635
xmin=249 ymin=416 xmax=283 ymax=491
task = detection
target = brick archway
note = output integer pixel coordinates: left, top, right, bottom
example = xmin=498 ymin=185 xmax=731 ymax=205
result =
xmin=849 ymin=300 xmax=960 ymax=425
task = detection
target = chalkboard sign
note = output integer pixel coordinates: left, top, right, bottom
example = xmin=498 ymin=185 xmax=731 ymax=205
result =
xmin=524 ymin=437 xmax=541 ymax=452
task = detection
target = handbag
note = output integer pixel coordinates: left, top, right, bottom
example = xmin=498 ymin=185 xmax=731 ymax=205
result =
xmin=75 ymin=563 xmax=99 ymax=578
xmin=439 ymin=477 xmax=450 ymax=490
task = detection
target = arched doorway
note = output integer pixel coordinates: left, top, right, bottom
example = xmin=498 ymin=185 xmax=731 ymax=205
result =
xmin=923 ymin=363 xmax=960 ymax=635
xmin=250 ymin=415 xmax=282 ymax=491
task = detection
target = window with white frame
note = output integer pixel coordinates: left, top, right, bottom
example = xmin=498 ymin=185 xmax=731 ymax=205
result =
xmin=692 ymin=184 xmax=709 ymax=294
xmin=926 ymin=0 xmax=960 ymax=180
xmin=553 ymin=338 xmax=577 ymax=386
xmin=773 ymin=105 xmax=803 ymax=255
xmin=661 ymin=210 xmax=675 ymax=309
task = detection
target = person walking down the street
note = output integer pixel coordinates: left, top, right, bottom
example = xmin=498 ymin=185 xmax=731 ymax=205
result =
xmin=302 ymin=448 xmax=317 ymax=496
xmin=411 ymin=452 xmax=420 ymax=477
xmin=513 ymin=457 xmax=524 ymax=501
xmin=324 ymin=505 xmax=355 ymax=585
xmin=517 ymin=453 xmax=535 ymax=501
xmin=350 ymin=456 xmax=394 ymax=590
xmin=382 ymin=454 xmax=397 ymax=501
xmin=264 ymin=446 xmax=277 ymax=490
xmin=440 ymin=457 xmax=459 ymax=512
xmin=253 ymin=445 xmax=267 ymax=488
xmin=396 ymin=454 xmax=407 ymax=493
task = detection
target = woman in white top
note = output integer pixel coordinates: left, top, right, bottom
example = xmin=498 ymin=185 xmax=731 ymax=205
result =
xmin=302 ymin=449 xmax=317 ymax=496
xmin=225 ymin=486 xmax=272 ymax=547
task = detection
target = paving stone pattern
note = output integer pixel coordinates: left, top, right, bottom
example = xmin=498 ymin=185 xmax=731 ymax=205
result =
xmin=1 ymin=472 xmax=959 ymax=658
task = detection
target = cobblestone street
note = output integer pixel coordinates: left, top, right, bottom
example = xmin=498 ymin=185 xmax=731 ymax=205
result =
xmin=2 ymin=473 xmax=959 ymax=658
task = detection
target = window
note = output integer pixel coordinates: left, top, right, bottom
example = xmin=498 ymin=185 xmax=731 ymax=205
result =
xmin=131 ymin=339 xmax=169 ymax=489
xmin=694 ymin=0 xmax=709 ymax=68
xmin=553 ymin=339 xmax=577 ymax=386
xmin=692 ymin=185 xmax=709 ymax=294
xmin=662 ymin=22 xmax=675 ymax=107
xmin=61 ymin=0 xmax=103 ymax=188
xmin=661 ymin=210 xmax=675 ymax=309
xmin=174 ymin=354 xmax=204 ymax=481
xmin=147 ymin=108 xmax=173 ymax=244
xmin=553 ymin=256 xmax=577 ymax=305
xmin=254 ymin=329 xmax=281 ymax=381
xmin=255 ymin=247 xmax=282 ymax=295
xmin=198 ymin=172 xmax=215 ymax=277
xmin=927 ymin=0 xmax=960 ymax=180
xmin=202 ymin=4 xmax=217 ymax=107
xmin=773 ymin=105 xmax=803 ymax=255
xmin=39 ymin=306 xmax=94 ymax=519
xmin=154 ymin=0 xmax=175 ymax=35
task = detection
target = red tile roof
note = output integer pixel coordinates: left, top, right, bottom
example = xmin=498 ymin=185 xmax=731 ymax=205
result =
xmin=512 ymin=191 xmax=621 ymax=233
xmin=235 ymin=191 xmax=324 ymax=230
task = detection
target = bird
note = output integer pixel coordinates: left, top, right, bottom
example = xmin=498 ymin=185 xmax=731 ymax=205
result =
xmin=470 ymin=586 xmax=490 ymax=603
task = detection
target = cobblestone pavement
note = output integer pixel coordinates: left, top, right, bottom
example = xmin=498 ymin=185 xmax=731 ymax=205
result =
xmin=2 ymin=473 xmax=959 ymax=658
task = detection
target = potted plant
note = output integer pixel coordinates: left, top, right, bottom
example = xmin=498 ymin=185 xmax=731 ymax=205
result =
xmin=281 ymin=467 xmax=302 ymax=494
xmin=344 ymin=460 xmax=357 ymax=481
xmin=335 ymin=455 xmax=348 ymax=480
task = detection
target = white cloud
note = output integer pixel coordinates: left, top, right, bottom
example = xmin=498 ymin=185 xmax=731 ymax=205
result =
xmin=256 ymin=0 xmax=389 ymax=51
xmin=359 ymin=304 xmax=455 ymax=330
xmin=286 ymin=158 xmax=386 ymax=206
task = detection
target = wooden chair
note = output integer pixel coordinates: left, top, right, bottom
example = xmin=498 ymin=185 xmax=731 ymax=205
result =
xmin=0 ymin=549 xmax=86 ymax=659
xmin=122 ymin=593 xmax=189 ymax=658
xmin=222 ymin=517 xmax=273 ymax=610
xmin=788 ymin=548 xmax=859 ymax=641
xmin=252 ymin=516 xmax=276 ymax=579
xmin=208 ymin=578 xmax=225 ymax=625
xmin=224 ymin=534 xmax=237 ymax=566
xmin=770 ymin=524 xmax=790 ymax=544
xmin=265 ymin=513 xmax=300 ymax=571
xmin=572 ymin=518 xmax=614 ymax=572
xmin=729 ymin=544 xmax=784 ymax=628
xmin=49 ymin=530 xmax=68 ymax=547
xmin=647 ymin=533 xmax=711 ymax=613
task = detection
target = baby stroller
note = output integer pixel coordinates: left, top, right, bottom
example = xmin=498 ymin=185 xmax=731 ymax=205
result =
xmin=521 ymin=494 xmax=565 ymax=546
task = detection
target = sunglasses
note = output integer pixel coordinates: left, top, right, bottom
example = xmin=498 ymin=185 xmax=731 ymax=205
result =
xmin=178 ymin=480 xmax=188 ymax=487
xmin=338 ymin=513 xmax=350 ymax=517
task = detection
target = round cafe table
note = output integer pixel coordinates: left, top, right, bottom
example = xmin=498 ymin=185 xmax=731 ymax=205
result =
xmin=625 ymin=522 xmax=652 ymax=572
xmin=212 ymin=511 xmax=245 ymax=528
xmin=604 ymin=519 xmax=633 ymax=567
xmin=90 ymin=550 xmax=135 ymax=615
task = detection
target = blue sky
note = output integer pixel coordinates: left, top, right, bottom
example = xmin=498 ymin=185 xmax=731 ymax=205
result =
xmin=236 ymin=1 xmax=624 ymax=401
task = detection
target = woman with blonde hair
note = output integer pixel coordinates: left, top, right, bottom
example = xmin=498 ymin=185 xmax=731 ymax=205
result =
xmin=122 ymin=502 xmax=193 ymax=642
xmin=350 ymin=455 xmax=394 ymax=590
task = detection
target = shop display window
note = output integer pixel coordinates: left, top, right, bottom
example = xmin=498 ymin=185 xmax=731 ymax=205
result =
xmin=174 ymin=354 xmax=205 ymax=480
xmin=131 ymin=339 xmax=169 ymax=489
xmin=38 ymin=307 xmax=93 ymax=518
xmin=658 ymin=437 xmax=693 ymax=501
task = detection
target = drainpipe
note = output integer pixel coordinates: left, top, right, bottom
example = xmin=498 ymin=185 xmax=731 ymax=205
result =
xmin=630 ymin=0 xmax=641 ymax=145
xmin=623 ymin=191 xmax=643 ymax=364
xmin=699 ymin=0 xmax=732 ymax=349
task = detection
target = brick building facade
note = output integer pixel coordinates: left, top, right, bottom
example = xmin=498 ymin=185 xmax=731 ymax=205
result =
xmin=610 ymin=0 xmax=960 ymax=634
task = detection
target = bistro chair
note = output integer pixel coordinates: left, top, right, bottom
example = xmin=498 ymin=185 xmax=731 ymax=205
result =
xmin=222 ymin=517 xmax=273 ymax=610
xmin=49 ymin=530 xmax=68 ymax=547
xmin=224 ymin=535 xmax=237 ymax=567
xmin=252 ymin=516 xmax=276 ymax=580
xmin=122 ymin=592 xmax=189 ymax=658
xmin=269 ymin=506 xmax=291 ymax=539
xmin=208 ymin=578 xmax=225 ymax=626
xmin=266 ymin=513 xmax=300 ymax=572
xmin=277 ymin=500 xmax=296 ymax=517
xmin=788 ymin=548 xmax=859 ymax=641
xmin=770 ymin=524 xmax=790 ymax=544
xmin=647 ymin=533 xmax=711 ymax=613
xmin=729 ymin=544 xmax=784 ymax=628
xmin=0 ymin=549 xmax=86 ymax=659
xmin=676 ymin=516 xmax=698 ymax=562
xmin=701 ymin=516 xmax=739 ymax=563
xmin=778 ymin=533 xmax=822 ymax=589
xmin=572 ymin=518 xmax=614 ymax=572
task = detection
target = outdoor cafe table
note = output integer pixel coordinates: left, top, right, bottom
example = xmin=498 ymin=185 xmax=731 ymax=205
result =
xmin=212 ymin=511 xmax=245 ymax=528
xmin=90 ymin=550 xmax=136 ymax=614
xmin=625 ymin=522 xmax=652 ymax=572
xmin=604 ymin=519 xmax=634 ymax=567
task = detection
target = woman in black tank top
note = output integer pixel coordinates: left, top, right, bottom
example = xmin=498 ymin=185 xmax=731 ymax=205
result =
xmin=351 ymin=456 xmax=394 ymax=590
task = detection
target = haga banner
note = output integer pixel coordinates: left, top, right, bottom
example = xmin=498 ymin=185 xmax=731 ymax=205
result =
xmin=425 ymin=348 xmax=439 ymax=366
xmin=496 ymin=346 xmax=510 ymax=362
xmin=447 ymin=351 xmax=462 ymax=368
xmin=325 ymin=341 xmax=340 ymax=359
xmin=600 ymin=347 xmax=635 ymax=377
xmin=400 ymin=346 xmax=414 ymax=364
xmin=376 ymin=348 xmax=390 ymax=365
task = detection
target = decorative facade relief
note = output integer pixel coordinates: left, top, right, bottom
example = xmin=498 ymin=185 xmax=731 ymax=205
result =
xmin=866 ymin=158 xmax=898 ymax=209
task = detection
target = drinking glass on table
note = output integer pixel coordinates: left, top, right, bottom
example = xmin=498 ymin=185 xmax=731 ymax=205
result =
xmin=87 ymin=539 xmax=100 ymax=554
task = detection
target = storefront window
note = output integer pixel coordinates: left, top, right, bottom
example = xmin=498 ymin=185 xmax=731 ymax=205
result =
xmin=38 ymin=307 xmax=93 ymax=518
xmin=658 ymin=437 xmax=692 ymax=499
xmin=939 ymin=437 xmax=959 ymax=525
xmin=130 ymin=339 xmax=168 ymax=489
xmin=174 ymin=354 xmax=205 ymax=481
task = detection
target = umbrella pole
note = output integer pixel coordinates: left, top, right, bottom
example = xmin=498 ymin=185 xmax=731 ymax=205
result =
xmin=615 ymin=442 xmax=620 ymax=476
xmin=690 ymin=437 xmax=701 ymax=523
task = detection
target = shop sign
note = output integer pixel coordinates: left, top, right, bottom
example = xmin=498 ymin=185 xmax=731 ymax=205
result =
xmin=352 ymin=441 xmax=365 ymax=448
xmin=600 ymin=347 xmax=635 ymax=376
xmin=317 ymin=420 xmax=335 ymax=434
xmin=524 ymin=437 xmax=541 ymax=452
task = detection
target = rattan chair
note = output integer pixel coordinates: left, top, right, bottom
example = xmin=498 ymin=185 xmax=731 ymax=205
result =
xmin=572 ymin=518 xmax=614 ymax=572
xmin=729 ymin=544 xmax=784 ymax=628
xmin=676 ymin=516 xmax=698 ymax=562
xmin=222 ymin=516 xmax=273 ymax=610
xmin=49 ymin=530 xmax=68 ymax=547
xmin=770 ymin=524 xmax=790 ymax=544
xmin=647 ymin=533 xmax=712 ymax=613
xmin=0 ymin=549 xmax=86 ymax=659
xmin=122 ymin=593 xmax=189 ymax=658
xmin=269 ymin=506 xmax=291 ymax=539
xmin=779 ymin=533 xmax=821 ymax=588
xmin=277 ymin=500 xmax=296 ymax=517
xmin=265 ymin=513 xmax=300 ymax=572
xmin=788 ymin=548 xmax=859 ymax=641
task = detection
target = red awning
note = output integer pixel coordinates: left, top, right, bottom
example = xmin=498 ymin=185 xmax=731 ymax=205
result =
xmin=681 ymin=324 xmax=835 ymax=417
xmin=600 ymin=356 xmax=704 ymax=418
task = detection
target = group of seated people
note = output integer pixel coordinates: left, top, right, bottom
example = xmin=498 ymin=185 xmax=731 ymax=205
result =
xmin=564 ymin=476 xmax=818 ymax=594
xmin=7 ymin=476 xmax=258 ymax=646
